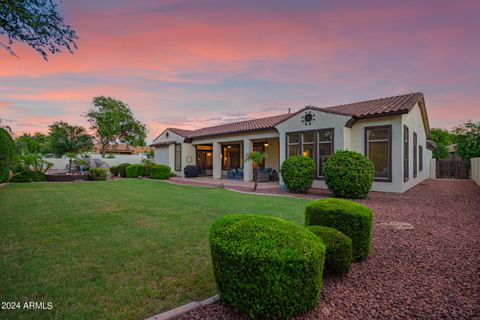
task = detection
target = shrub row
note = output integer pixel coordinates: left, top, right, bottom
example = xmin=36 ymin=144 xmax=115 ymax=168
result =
xmin=151 ymin=164 xmax=171 ymax=179
xmin=10 ymin=171 xmax=46 ymax=183
xmin=89 ymin=168 xmax=107 ymax=181
xmin=125 ymin=164 xmax=145 ymax=178
xmin=210 ymin=214 xmax=325 ymax=319
xmin=117 ymin=163 xmax=130 ymax=178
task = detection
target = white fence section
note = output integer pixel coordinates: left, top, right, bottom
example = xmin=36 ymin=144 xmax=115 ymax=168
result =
xmin=471 ymin=157 xmax=480 ymax=186
xmin=45 ymin=154 xmax=146 ymax=170
xmin=430 ymin=159 xmax=436 ymax=179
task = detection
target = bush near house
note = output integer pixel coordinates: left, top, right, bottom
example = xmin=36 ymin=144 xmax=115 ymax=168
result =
xmin=307 ymin=225 xmax=352 ymax=274
xmin=209 ymin=214 xmax=326 ymax=319
xmin=125 ymin=164 xmax=146 ymax=178
xmin=117 ymin=163 xmax=131 ymax=178
xmin=151 ymin=164 xmax=171 ymax=180
xmin=323 ymin=150 xmax=374 ymax=199
xmin=109 ymin=166 xmax=118 ymax=177
xmin=89 ymin=168 xmax=108 ymax=181
xmin=305 ymin=198 xmax=372 ymax=261
xmin=9 ymin=171 xmax=46 ymax=183
xmin=0 ymin=128 xmax=15 ymax=183
xmin=280 ymin=156 xmax=315 ymax=193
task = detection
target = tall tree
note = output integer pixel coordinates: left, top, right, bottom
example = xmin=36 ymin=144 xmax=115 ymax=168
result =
xmin=15 ymin=132 xmax=49 ymax=154
xmin=244 ymin=151 xmax=266 ymax=192
xmin=452 ymin=120 xmax=480 ymax=160
xmin=0 ymin=0 xmax=78 ymax=60
xmin=47 ymin=121 xmax=93 ymax=157
xmin=430 ymin=128 xmax=452 ymax=159
xmin=86 ymin=96 xmax=147 ymax=158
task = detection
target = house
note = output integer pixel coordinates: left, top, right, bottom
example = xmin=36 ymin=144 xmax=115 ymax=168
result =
xmin=151 ymin=92 xmax=434 ymax=193
xmin=92 ymin=144 xmax=152 ymax=155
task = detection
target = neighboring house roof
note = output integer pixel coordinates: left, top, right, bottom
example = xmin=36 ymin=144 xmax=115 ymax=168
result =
xmin=152 ymin=92 xmax=429 ymax=142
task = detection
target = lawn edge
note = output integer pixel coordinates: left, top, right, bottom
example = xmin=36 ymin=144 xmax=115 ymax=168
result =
xmin=145 ymin=295 xmax=219 ymax=320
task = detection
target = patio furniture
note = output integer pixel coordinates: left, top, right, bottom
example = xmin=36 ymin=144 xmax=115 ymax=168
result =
xmin=227 ymin=169 xmax=236 ymax=179
xmin=184 ymin=165 xmax=200 ymax=178
xmin=257 ymin=170 xmax=270 ymax=182
xmin=234 ymin=168 xmax=244 ymax=180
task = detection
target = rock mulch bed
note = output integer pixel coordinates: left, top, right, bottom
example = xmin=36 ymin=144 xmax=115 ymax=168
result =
xmin=181 ymin=180 xmax=480 ymax=320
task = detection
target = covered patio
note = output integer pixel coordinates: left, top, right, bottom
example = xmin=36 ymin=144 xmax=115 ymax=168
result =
xmin=169 ymin=175 xmax=280 ymax=190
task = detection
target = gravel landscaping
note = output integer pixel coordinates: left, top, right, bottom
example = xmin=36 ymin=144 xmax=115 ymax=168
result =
xmin=182 ymin=179 xmax=480 ymax=320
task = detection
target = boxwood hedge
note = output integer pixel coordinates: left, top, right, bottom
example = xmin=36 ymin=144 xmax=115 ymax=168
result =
xmin=117 ymin=163 xmax=131 ymax=178
xmin=305 ymin=198 xmax=372 ymax=261
xmin=151 ymin=164 xmax=171 ymax=180
xmin=209 ymin=214 xmax=326 ymax=319
xmin=280 ymin=156 xmax=315 ymax=193
xmin=89 ymin=168 xmax=107 ymax=181
xmin=307 ymin=225 xmax=352 ymax=274
xmin=125 ymin=164 xmax=146 ymax=178
xmin=109 ymin=166 xmax=118 ymax=177
xmin=323 ymin=150 xmax=374 ymax=198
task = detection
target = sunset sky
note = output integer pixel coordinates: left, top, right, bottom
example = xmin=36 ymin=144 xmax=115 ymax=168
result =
xmin=1 ymin=0 xmax=479 ymax=141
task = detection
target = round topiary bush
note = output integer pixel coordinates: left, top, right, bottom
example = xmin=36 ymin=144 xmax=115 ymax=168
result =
xmin=117 ymin=163 xmax=131 ymax=178
xmin=280 ymin=156 xmax=315 ymax=193
xmin=89 ymin=168 xmax=108 ymax=181
xmin=0 ymin=128 xmax=15 ymax=183
xmin=305 ymin=198 xmax=373 ymax=261
xmin=209 ymin=214 xmax=326 ymax=319
xmin=151 ymin=164 xmax=171 ymax=180
xmin=307 ymin=225 xmax=353 ymax=275
xmin=125 ymin=164 xmax=146 ymax=178
xmin=323 ymin=150 xmax=374 ymax=199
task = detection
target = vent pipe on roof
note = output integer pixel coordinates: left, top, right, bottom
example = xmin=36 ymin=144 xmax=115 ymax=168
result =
xmin=288 ymin=108 xmax=291 ymax=114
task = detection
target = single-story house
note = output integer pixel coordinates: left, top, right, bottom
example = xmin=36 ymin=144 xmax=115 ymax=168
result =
xmin=151 ymin=92 xmax=434 ymax=193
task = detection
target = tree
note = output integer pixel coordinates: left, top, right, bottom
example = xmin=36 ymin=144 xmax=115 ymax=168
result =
xmin=15 ymin=132 xmax=49 ymax=154
xmin=86 ymin=96 xmax=147 ymax=158
xmin=244 ymin=151 xmax=266 ymax=192
xmin=0 ymin=127 xmax=15 ymax=182
xmin=430 ymin=128 xmax=452 ymax=159
xmin=0 ymin=0 xmax=78 ymax=60
xmin=0 ymin=118 xmax=12 ymax=134
xmin=47 ymin=121 xmax=93 ymax=158
xmin=452 ymin=120 xmax=480 ymax=160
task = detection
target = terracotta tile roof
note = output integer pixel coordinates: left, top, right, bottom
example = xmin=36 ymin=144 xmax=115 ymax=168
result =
xmin=168 ymin=113 xmax=292 ymax=139
xmin=150 ymin=140 xmax=177 ymax=147
xmin=166 ymin=128 xmax=194 ymax=137
xmin=318 ymin=92 xmax=424 ymax=118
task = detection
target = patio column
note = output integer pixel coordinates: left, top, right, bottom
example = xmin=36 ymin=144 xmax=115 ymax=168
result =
xmin=212 ymin=142 xmax=222 ymax=179
xmin=243 ymin=138 xmax=253 ymax=182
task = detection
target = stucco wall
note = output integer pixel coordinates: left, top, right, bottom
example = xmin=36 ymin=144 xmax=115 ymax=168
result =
xmin=152 ymin=129 xmax=185 ymax=175
xmin=154 ymin=146 xmax=169 ymax=165
xmin=401 ymin=103 xmax=431 ymax=192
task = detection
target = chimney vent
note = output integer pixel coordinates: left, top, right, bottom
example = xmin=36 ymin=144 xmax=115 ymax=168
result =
xmin=288 ymin=108 xmax=291 ymax=114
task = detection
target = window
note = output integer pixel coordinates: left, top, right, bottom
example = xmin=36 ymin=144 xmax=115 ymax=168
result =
xmin=317 ymin=129 xmax=333 ymax=176
xmin=253 ymin=142 xmax=266 ymax=169
xmin=174 ymin=143 xmax=181 ymax=171
xmin=222 ymin=144 xmax=241 ymax=169
xmin=286 ymin=129 xmax=333 ymax=178
xmin=365 ymin=126 xmax=391 ymax=181
xmin=419 ymin=145 xmax=423 ymax=172
xmin=404 ymin=125 xmax=409 ymax=181
xmin=413 ymin=132 xmax=417 ymax=178
xmin=287 ymin=132 xmax=300 ymax=157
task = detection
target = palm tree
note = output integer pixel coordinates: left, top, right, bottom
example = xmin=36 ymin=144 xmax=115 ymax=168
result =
xmin=244 ymin=151 xmax=266 ymax=192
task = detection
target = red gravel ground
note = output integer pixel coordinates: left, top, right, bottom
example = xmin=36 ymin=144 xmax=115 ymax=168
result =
xmin=181 ymin=180 xmax=480 ymax=320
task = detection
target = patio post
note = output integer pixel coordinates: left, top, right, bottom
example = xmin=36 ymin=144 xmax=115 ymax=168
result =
xmin=243 ymin=138 xmax=253 ymax=182
xmin=213 ymin=142 xmax=222 ymax=179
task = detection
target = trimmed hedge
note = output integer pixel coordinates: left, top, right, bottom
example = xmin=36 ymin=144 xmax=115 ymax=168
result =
xmin=109 ymin=166 xmax=118 ymax=177
xmin=9 ymin=171 xmax=46 ymax=183
xmin=89 ymin=168 xmax=107 ymax=181
xmin=0 ymin=128 xmax=15 ymax=183
xmin=280 ymin=156 xmax=315 ymax=193
xmin=117 ymin=163 xmax=131 ymax=178
xmin=125 ymin=164 xmax=146 ymax=178
xmin=305 ymin=198 xmax=373 ymax=261
xmin=151 ymin=164 xmax=171 ymax=180
xmin=323 ymin=150 xmax=374 ymax=199
xmin=307 ymin=226 xmax=352 ymax=274
xmin=209 ymin=214 xmax=326 ymax=319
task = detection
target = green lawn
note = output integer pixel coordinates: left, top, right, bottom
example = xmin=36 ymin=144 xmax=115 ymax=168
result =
xmin=0 ymin=179 xmax=308 ymax=320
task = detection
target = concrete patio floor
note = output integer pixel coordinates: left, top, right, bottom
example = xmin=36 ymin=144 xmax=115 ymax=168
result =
xmin=169 ymin=176 xmax=280 ymax=190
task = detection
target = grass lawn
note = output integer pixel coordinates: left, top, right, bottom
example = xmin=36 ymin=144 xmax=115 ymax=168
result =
xmin=0 ymin=179 xmax=308 ymax=320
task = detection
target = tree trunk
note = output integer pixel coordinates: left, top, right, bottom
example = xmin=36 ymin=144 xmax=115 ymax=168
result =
xmin=101 ymin=146 xmax=106 ymax=158
xmin=253 ymin=166 xmax=258 ymax=192
xmin=68 ymin=158 xmax=72 ymax=174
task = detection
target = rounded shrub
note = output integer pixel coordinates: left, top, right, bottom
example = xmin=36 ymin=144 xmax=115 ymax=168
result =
xmin=209 ymin=214 xmax=326 ymax=319
xmin=280 ymin=156 xmax=315 ymax=193
xmin=323 ymin=150 xmax=374 ymax=199
xmin=151 ymin=164 xmax=171 ymax=180
xmin=305 ymin=198 xmax=373 ymax=261
xmin=117 ymin=163 xmax=131 ymax=178
xmin=89 ymin=168 xmax=107 ymax=181
xmin=125 ymin=164 xmax=146 ymax=178
xmin=307 ymin=226 xmax=352 ymax=275
xmin=0 ymin=128 xmax=15 ymax=183
xmin=109 ymin=166 xmax=118 ymax=177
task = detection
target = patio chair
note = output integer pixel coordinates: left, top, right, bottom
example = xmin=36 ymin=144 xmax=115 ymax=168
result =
xmin=234 ymin=168 xmax=244 ymax=180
